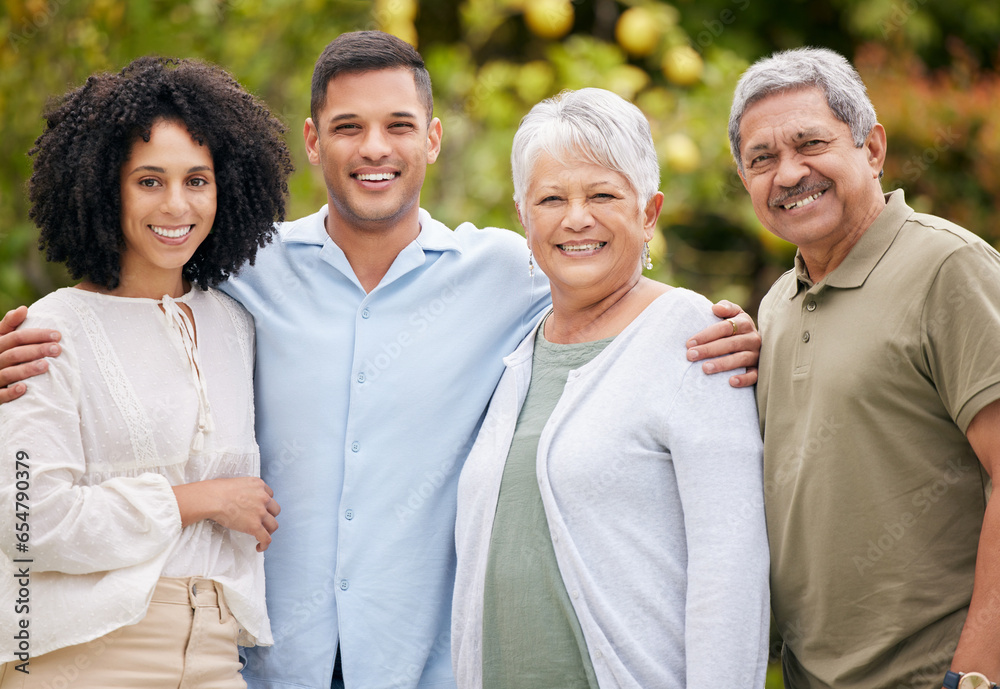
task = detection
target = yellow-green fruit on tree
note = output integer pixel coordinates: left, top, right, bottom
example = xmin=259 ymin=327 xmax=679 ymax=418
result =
xmin=523 ymin=0 xmax=574 ymax=40
xmin=375 ymin=0 xmax=418 ymax=23
xmin=661 ymin=45 xmax=703 ymax=86
xmin=615 ymin=7 xmax=661 ymax=57
xmin=661 ymin=133 xmax=701 ymax=173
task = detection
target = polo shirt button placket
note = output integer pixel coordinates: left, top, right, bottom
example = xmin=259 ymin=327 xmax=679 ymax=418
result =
xmin=802 ymin=295 xmax=817 ymax=344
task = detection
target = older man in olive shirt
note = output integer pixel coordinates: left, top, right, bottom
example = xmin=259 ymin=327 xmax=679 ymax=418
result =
xmin=732 ymin=48 xmax=1000 ymax=689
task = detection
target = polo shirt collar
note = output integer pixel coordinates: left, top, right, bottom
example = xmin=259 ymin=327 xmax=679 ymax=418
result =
xmin=792 ymin=189 xmax=912 ymax=293
xmin=280 ymin=205 xmax=463 ymax=255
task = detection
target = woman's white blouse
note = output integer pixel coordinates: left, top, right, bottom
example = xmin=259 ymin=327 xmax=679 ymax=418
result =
xmin=0 ymin=286 xmax=271 ymax=659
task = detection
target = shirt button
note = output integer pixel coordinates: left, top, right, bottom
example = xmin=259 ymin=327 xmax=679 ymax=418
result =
xmin=802 ymin=331 xmax=811 ymax=343
xmin=571 ymin=590 xmax=580 ymax=599
xmin=357 ymin=372 xmax=366 ymax=383
xmin=806 ymin=301 xmax=817 ymax=311
xmin=345 ymin=509 xmax=354 ymax=520
xmin=361 ymin=308 xmax=371 ymax=319
xmin=340 ymin=579 xmax=349 ymax=591
xmin=351 ymin=441 xmax=360 ymax=453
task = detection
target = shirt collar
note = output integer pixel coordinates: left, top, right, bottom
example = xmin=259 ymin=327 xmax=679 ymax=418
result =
xmin=279 ymin=205 xmax=330 ymax=245
xmin=413 ymin=208 xmax=463 ymax=254
xmin=279 ymin=206 xmax=464 ymax=255
xmin=792 ymin=189 xmax=912 ymax=294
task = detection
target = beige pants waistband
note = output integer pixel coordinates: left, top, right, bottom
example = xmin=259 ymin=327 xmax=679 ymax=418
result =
xmin=151 ymin=577 xmax=231 ymax=619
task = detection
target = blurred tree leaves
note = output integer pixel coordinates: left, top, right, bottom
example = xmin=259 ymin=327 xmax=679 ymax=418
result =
xmin=1 ymin=0 xmax=999 ymax=318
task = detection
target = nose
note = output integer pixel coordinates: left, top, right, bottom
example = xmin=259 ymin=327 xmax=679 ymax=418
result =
xmin=358 ymin=127 xmax=392 ymax=161
xmin=160 ymin=182 xmax=189 ymax=216
xmin=562 ymin=198 xmax=596 ymax=232
xmin=773 ymin=153 xmax=810 ymax=189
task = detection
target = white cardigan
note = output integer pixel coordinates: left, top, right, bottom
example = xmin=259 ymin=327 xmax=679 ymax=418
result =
xmin=0 ymin=287 xmax=270 ymax=659
xmin=453 ymin=289 xmax=770 ymax=689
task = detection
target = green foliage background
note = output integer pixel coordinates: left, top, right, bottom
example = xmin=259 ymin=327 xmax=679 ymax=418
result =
xmin=2 ymin=1 xmax=999 ymax=683
xmin=2 ymin=0 xmax=1000 ymax=320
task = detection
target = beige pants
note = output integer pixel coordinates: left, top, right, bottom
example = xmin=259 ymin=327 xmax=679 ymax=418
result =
xmin=0 ymin=577 xmax=246 ymax=689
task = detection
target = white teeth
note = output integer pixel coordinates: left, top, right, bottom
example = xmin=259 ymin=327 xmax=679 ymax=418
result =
xmin=151 ymin=225 xmax=193 ymax=238
xmin=559 ymin=242 xmax=606 ymax=252
xmin=356 ymin=172 xmax=396 ymax=181
xmin=782 ymin=191 xmax=825 ymax=210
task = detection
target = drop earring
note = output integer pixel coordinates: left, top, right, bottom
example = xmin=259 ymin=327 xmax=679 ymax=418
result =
xmin=642 ymin=242 xmax=653 ymax=271
xmin=528 ymin=250 xmax=535 ymax=277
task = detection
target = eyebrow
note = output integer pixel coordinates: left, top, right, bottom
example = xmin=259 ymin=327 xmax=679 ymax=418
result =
xmin=329 ymin=111 xmax=419 ymax=123
xmin=792 ymin=127 xmax=827 ymax=141
xmin=533 ymin=180 xmax=628 ymax=194
xmin=126 ymin=165 xmax=213 ymax=175
xmin=745 ymin=127 xmax=830 ymax=156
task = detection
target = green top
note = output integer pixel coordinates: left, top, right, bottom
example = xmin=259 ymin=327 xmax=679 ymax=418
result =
xmin=481 ymin=320 xmax=612 ymax=689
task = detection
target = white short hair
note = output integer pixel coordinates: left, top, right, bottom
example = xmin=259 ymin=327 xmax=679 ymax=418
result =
xmin=511 ymin=88 xmax=660 ymax=209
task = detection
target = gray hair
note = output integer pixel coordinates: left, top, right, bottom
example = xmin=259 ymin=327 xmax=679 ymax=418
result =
xmin=511 ymin=88 xmax=660 ymax=209
xmin=728 ymin=47 xmax=877 ymax=173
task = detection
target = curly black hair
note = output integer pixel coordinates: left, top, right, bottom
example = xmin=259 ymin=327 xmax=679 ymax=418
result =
xmin=29 ymin=56 xmax=294 ymax=289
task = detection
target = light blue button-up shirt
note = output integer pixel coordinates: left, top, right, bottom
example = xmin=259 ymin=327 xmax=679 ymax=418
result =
xmin=221 ymin=206 xmax=550 ymax=689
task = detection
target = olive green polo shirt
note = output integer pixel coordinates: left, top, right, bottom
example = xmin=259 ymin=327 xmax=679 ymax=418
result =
xmin=757 ymin=190 xmax=1000 ymax=689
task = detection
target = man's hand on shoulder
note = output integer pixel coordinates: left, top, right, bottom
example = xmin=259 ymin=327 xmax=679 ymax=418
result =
xmin=0 ymin=306 xmax=62 ymax=404
xmin=686 ymin=300 xmax=761 ymax=388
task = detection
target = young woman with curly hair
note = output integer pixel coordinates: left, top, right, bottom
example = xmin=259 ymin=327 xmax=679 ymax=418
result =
xmin=0 ymin=56 xmax=293 ymax=688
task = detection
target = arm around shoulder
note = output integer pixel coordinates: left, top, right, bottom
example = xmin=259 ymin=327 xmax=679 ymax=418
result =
xmin=0 ymin=305 xmax=63 ymax=403
xmin=685 ymin=300 xmax=760 ymax=388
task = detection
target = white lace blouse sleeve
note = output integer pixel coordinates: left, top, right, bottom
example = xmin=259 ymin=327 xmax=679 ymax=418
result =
xmin=0 ymin=302 xmax=182 ymax=574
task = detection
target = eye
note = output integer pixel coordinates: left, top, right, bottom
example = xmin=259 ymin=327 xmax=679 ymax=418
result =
xmin=334 ymin=123 xmax=361 ymax=132
xmin=188 ymin=177 xmax=210 ymax=187
xmin=538 ymin=195 xmax=561 ymax=204
xmin=749 ymin=153 xmax=773 ymax=167
xmin=389 ymin=122 xmax=416 ymax=131
xmin=592 ymin=192 xmax=617 ymax=200
xmin=138 ymin=178 xmax=160 ymax=188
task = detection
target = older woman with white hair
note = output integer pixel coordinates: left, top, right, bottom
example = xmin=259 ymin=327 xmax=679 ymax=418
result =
xmin=452 ymin=88 xmax=770 ymax=689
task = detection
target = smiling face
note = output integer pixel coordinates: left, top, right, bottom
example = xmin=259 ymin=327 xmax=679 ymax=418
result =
xmin=737 ymin=87 xmax=886 ymax=278
xmin=118 ymin=119 xmax=216 ymax=297
xmin=520 ymin=151 xmax=662 ymax=304
xmin=304 ymin=67 xmax=442 ymax=239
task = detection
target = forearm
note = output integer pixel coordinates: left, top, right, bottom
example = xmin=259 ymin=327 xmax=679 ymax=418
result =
xmin=172 ymin=477 xmax=279 ymax=551
xmin=0 ymin=468 xmax=181 ymax=573
xmin=949 ymin=496 xmax=1000 ymax=678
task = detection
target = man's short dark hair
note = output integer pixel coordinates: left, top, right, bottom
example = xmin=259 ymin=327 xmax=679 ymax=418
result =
xmin=29 ymin=56 xmax=294 ymax=289
xmin=310 ymin=31 xmax=434 ymax=125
